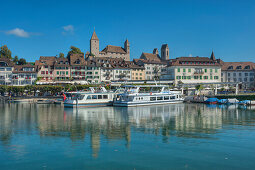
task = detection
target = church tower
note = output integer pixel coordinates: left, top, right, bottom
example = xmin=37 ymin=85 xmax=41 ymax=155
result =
xmin=210 ymin=50 xmax=216 ymax=61
xmin=90 ymin=30 xmax=99 ymax=57
xmin=161 ymin=44 xmax=169 ymax=60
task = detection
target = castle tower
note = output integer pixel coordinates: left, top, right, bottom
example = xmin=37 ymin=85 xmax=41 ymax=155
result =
xmin=90 ymin=30 xmax=99 ymax=56
xmin=124 ymin=39 xmax=130 ymax=61
xmin=124 ymin=39 xmax=130 ymax=54
xmin=161 ymin=44 xmax=169 ymax=61
xmin=153 ymin=48 xmax=159 ymax=55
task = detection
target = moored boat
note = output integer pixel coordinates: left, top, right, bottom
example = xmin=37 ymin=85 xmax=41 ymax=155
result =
xmin=64 ymin=87 xmax=116 ymax=108
xmin=113 ymin=85 xmax=184 ymax=107
xmin=205 ymin=98 xmax=218 ymax=104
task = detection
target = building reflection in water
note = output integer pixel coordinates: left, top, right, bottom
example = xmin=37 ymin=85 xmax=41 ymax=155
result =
xmin=1 ymin=103 xmax=255 ymax=158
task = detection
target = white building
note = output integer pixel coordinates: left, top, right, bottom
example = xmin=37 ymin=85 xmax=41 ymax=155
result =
xmin=12 ymin=65 xmax=37 ymax=86
xmin=0 ymin=58 xmax=14 ymax=85
xmin=161 ymin=52 xmax=222 ymax=85
xmin=221 ymin=62 xmax=255 ymax=89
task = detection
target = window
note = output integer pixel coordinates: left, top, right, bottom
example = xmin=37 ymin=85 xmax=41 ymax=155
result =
xmin=170 ymin=96 xmax=175 ymax=99
xmin=98 ymin=95 xmax=102 ymax=99
xmin=178 ymin=68 xmax=180 ymax=72
xmin=245 ymin=73 xmax=248 ymax=76
xmin=233 ymin=73 xmax=236 ymax=76
xmin=214 ymin=76 xmax=219 ymax=79
xmin=210 ymin=76 xmax=212 ymax=79
xmin=187 ymin=76 xmax=191 ymax=79
xmin=239 ymin=73 xmax=242 ymax=76
xmin=164 ymin=96 xmax=169 ymax=100
xmin=57 ymin=71 xmax=59 ymax=75
xmin=215 ymin=69 xmax=218 ymax=73
xmin=210 ymin=69 xmax=213 ymax=73
xmin=183 ymin=68 xmax=186 ymax=72
xmin=188 ymin=68 xmax=191 ymax=72
xmin=150 ymin=97 xmax=156 ymax=101
xmin=41 ymin=71 xmax=45 ymax=74
xmin=157 ymin=97 xmax=163 ymax=100
xmin=92 ymin=95 xmax=97 ymax=99
xmin=103 ymin=95 xmax=108 ymax=99
xmin=228 ymin=73 xmax=230 ymax=76
xmin=66 ymin=71 xmax=68 ymax=75
xmin=204 ymin=69 xmax=207 ymax=73
xmin=194 ymin=76 xmax=198 ymax=79
xmin=200 ymin=75 xmax=202 ymax=80
xmin=204 ymin=76 xmax=208 ymax=79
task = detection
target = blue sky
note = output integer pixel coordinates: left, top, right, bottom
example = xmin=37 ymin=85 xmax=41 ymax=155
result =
xmin=0 ymin=0 xmax=255 ymax=62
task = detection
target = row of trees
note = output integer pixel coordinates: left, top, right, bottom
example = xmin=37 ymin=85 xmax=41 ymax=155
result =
xmin=0 ymin=84 xmax=101 ymax=97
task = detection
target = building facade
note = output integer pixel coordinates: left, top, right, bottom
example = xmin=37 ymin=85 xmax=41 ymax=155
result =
xmin=161 ymin=53 xmax=222 ymax=85
xmin=221 ymin=62 xmax=255 ymax=89
xmin=35 ymin=56 xmax=56 ymax=82
xmin=0 ymin=58 xmax=14 ymax=85
xmin=12 ymin=64 xmax=37 ymax=86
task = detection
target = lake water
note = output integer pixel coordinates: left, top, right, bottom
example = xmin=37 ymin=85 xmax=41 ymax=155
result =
xmin=0 ymin=103 xmax=255 ymax=170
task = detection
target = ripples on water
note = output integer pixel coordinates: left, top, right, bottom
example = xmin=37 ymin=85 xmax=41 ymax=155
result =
xmin=0 ymin=103 xmax=255 ymax=169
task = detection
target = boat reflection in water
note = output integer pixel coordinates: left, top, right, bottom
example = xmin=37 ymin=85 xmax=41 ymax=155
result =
xmin=1 ymin=103 xmax=255 ymax=159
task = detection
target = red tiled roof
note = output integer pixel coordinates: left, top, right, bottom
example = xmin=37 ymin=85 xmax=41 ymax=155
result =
xmin=221 ymin=62 xmax=255 ymax=71
xmin=101 ymin=45 xmax=126 ymax=54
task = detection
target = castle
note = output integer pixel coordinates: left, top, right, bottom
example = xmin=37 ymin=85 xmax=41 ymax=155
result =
xmin=89 ymin=30 xmax=130 ymax=61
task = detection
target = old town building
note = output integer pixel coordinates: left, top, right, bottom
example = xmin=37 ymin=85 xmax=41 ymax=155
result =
xmin=161 ymin=52 xmax=222 ymax=85
xmin=0 ymin=58 xmax=14 ymax=85
xmin=89 ymin=30 xmax=130 ymax=61
xmin=221 ymin=62 xmax=255 ymax=89
xmin=12 ymin=64 xmax=37 ymax=86
xmin=53 ymin=57 xmax=71 ymax=82
xmin=35 ymin=56 xmax=57 ymax=82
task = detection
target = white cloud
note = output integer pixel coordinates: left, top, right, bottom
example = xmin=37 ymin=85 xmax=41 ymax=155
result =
xmin=6 ymin=28 xmax=30 ymax=38
xmin=62 ymin=25 xmax=74 ymax=35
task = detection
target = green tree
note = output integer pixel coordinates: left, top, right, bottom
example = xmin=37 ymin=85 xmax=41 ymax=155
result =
xmin=0 ymin=45 xmax=12 ymax=59
xmin=195 ymin=84 xmax=204 ymax=95
xmin=13 ymin=56 xmax=19 ymax=64
xmin=67 ymin=46 xmax=84 ymax=57
xmin=18 ymin=58 xmax=27 ymax=65
xmin=59 ymin=52 xmax=65 ymax=58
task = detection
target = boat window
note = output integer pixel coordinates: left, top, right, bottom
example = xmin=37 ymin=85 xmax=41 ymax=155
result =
xmin=87 ymin=95 xmax=92 ymax=99
xmin=170 ymin=96 xmax=175 ymax=99
xmin=128 ymin=96 xmax=134 ymax=101
xmin=164 ymin=96 xmax=169 ymax=100
xmin=92 ymin=95 xmax=97 ymax=99
xmin=157 ymin=96 xmax=163 ymax=100
xmin=98 ymin=95 xmax=102 ymax=99
xmin=78 ymin=95 xmax=85 ymax=100
xmin=150 ymin=97 xmax=156 ymax=101
xmin=103 ymin=95 xmax=108 ymax=99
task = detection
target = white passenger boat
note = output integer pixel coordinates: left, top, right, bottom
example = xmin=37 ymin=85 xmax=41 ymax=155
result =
xmin=64 ymin=87 xmax=116 ymax=108
xmin=113 ymin=85 xmax=184 ymax=107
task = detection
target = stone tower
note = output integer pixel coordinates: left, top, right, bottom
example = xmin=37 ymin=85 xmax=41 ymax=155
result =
xmin=90 ymin=30 xmax=99 ymax=56
xmin=124 ymin=39 xmax=130 ymax=54
xmin=161 ymin=44 xmax=169 ymax=60
xmin=153 ymin=48 xmax=159 ymax=55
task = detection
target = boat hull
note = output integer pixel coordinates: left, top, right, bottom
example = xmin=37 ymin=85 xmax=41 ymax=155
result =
xmin=64 ymin=102 xmax=113 ymax=108
xmin=113 ymin=100 xmax=183 ymax=107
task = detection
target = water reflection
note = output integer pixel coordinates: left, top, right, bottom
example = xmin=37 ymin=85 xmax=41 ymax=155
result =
xmin=1 ymin=103 xmax=255 ymax=158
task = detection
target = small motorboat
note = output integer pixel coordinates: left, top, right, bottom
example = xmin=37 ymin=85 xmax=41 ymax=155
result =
xmin=218 ymin=99 xmax=228 ymax=104
xmin=37 ymin=99 xmax=55 ymax=104
xmin=227 ymin=98 xmax=239 ymax=104
xmin=205 ymin=98 xmax=218 ymax=104
xmin=238 ymin=100 xmax=251 ymax=106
